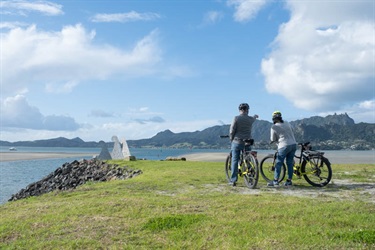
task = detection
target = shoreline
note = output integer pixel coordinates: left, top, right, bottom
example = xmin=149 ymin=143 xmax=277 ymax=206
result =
xmin=0 ymin=152 xmax=95 ymax=162
xmin=1 ymin=151 xmax=374 ymax=164
xmin=179 ymin=152 xmax=375 ymax=164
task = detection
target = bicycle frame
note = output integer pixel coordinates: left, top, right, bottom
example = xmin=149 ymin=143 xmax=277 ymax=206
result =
xmin=260 ymin=142 xmax=332 ymax=187
xmin=221 ymin=135 xmax=259 ymax=189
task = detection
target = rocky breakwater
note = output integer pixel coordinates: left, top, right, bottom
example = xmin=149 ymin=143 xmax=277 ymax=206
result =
xmin=9 ymin=159 xmax=142 ymax=202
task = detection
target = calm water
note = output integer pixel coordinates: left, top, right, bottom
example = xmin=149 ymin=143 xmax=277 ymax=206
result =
xmin=0 ymin=146 xmax=373 ymax=205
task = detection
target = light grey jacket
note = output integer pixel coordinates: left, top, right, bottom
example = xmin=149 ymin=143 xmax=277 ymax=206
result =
xmin=270 ymin=121 xmax=297 ymax=149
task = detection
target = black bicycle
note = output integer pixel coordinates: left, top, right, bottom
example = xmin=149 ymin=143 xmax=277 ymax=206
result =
xmin=221 ymin=135 xmax=259 ymax=189
xmin=260 ymin=142 xmax=332 ymax=187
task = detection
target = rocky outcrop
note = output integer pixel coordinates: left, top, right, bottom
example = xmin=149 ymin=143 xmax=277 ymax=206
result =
xmin=9 ymin=159 xmax=142 ymax=201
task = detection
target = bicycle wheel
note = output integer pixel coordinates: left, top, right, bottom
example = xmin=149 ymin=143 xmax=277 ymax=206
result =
xmin=259 ymin=155 xmax=286 ymax=183
xmin=301 ymin=155 xmax=332 ymax=187
xmin=224 ymin=154 xmax=231 ymax=182
xmin=242 ymin=153 xmax=259 ymax=189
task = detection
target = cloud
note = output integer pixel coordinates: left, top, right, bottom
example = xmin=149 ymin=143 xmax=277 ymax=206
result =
xmin=91 ymin=11 xmax=161 ymax=23
xmin=89 ymin=110 xmax=115 ymax=118
xmin=202 ymin=11 xmax=224 ymax=26
xmin=1 ymin=24 xmax=162 ymax=95
xmin=45 ymin=80 xmax=79 ymax=93
xmin=318 ymin=99 xmax=375 ymax=124
xmin=227 ymin=0 xmax=269 ymax=22
xmin=0 ymin=21 xmax=28 ymax=29
xmin=261 ymin=1 xmax=374 ymax=117
xmin=0 ymin=0 xmax=64 ymax=16
xmin=0 ymin=95 xmax=81 ymax=131
xmin=135 ymin=116 xmax=166 ymax=124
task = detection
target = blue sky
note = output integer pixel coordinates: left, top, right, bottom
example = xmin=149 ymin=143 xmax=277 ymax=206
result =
xmin=1 ymin=0 xmax=374 ymax=142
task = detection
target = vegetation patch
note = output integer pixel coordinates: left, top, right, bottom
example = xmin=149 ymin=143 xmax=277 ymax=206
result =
xmin=332 ymin=229 xmax=375 ymax=244
xmin=143 ymin=214 xmax=206 ymax=231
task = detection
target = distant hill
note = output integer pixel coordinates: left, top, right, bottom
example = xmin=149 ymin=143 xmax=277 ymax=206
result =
xmin=127 ymin=113 xmax=374 ymax=150
xmin=0 ymin=137 xmax=99 ymax=148
xmin=1 ymin=113 xmax=374 ymax=150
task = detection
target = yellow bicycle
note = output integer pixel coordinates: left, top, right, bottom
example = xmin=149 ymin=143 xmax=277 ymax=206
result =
xmin=221 ymin=136 xmax=259 ymax=189
xmin=260 ymin=142 xmax=332 ymax=187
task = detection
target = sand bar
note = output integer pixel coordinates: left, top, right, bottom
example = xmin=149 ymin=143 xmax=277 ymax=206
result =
xmin=0 ymin=152 xmax=95 ymax=162
xmin=1 ymin=151 xmax=374 ymax=164
xmin=179 ymin=152 xmax=375 ymax=164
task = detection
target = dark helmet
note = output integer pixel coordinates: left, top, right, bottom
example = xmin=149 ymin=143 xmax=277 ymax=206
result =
xmin=238 ymin=103 xmax=250 ymax=111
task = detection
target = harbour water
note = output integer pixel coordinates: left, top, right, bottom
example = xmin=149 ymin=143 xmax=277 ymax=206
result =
xmin=0 ymin=146 xmax=374 ymax=205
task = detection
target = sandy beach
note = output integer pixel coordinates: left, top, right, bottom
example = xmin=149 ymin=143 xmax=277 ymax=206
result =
xmin=179 ymin=151 xmax=375 ymax=164
xmin=0 ymin=152 xmax=95 ymax=162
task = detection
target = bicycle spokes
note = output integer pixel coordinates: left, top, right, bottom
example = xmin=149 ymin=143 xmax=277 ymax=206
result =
xmin=301 ymin=156 xmax=332 ymax=187
xmin=242 ymin=154 xmax=259 ymax=189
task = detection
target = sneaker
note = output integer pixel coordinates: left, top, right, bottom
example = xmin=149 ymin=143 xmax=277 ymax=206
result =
xmin=284 ymin=180 xmax=293 ymax=186
xmin=228 ymin=182 xmax=237 ymax=187
xmin=267 ymin=180 xmax=279 ymax=187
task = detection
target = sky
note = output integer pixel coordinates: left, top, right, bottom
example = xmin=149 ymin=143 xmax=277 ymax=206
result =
xmin=1 ymin=0 xmax=374 ymax=143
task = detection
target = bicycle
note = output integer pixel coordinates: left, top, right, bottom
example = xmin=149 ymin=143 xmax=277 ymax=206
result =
xmin=260 ymin=142 xmax=332 ymax=187
xmin=220 ymin=135 xmax=259 ymax=189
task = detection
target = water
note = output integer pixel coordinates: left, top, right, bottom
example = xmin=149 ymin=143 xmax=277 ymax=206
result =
xmin=0 ymin=157 xmax=84 ymax=205
xmin=1 ymin=147 xmax=373 ymax=205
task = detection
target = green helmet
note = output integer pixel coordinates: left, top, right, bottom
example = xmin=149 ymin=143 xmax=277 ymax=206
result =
xmin=272 ymin=111 xmax=282 ymax=119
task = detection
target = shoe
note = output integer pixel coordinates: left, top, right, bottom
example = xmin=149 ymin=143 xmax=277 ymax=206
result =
xmin=267 ymin=180 xmax=279 ymax=187
xmin=284 ymin=180 xmax=293 ymax=186
xmin=228 ymin=182 xmax=237 ymax=187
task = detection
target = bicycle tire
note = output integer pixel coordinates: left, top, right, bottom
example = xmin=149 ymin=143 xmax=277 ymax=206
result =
xmin=301 ymin=155 xmax=332 ymax=187
xmin=242 ymin=153 xmax=259 ymax=189
xmin=259 ymin=155 xmax=286 ymax=183
xmin=224 ymin=154 xmax=231 ymax=183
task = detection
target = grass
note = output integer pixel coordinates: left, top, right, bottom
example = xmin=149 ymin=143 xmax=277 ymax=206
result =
xmin=0 ymin=160 xmax=374 ymax=249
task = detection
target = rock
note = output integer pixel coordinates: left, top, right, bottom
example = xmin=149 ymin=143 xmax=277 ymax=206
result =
xmin=8 ymin=159 xmax=142 ymax=202
xmin=124 ymin=156 xmax=136 ymax=161
xmin=165 ymin=157 xmax=186 ymax=161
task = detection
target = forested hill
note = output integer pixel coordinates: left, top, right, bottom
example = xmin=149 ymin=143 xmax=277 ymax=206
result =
xmin=1 ymin=113 xmax=374 ymax=150
xmin=127 ymin=113 xmax=374 ymax=150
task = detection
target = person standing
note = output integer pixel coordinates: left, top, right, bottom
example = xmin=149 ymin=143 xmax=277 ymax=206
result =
xmin=268 ymin=111 xmax=297 ymax=187
xmin=229 ymin=103 xmax=258 ymax=186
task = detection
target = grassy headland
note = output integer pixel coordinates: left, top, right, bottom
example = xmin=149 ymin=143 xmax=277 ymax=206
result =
xmin=1 ymin=160 xmax=374 ymax=249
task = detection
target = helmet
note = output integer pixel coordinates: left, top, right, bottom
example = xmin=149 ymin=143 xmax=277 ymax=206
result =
xmin=238 ymin=103 xmax=250 ymax=111
xmin=272 ymin=111 xmax=282 ymax=119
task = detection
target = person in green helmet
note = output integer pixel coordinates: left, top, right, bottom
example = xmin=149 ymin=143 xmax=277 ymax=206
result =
xmin=268 ymin=111 xmax=297 ymax=187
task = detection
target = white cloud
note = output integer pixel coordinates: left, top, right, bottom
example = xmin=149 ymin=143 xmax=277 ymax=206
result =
xmin=319 ymin=99 xmax=375 ymax=124
xmin=89 ymin=110 xmax=115 ymax=118
xmin=202 ymin=11 xmax=224 ymax=25
xmin=45 ymin=80 xmax=79 ymax=93
xmin=261 ymin=1 xmax=375 ymax=118
xmin=0 ymin=21 xmax=28 ymax=29
xmin=0 ymin=95 xmax=81 ymax=131
xmin=1 ymin=24 xmax=162 ymax=95
xmin=91 ymin=11 xmax=161 ymax=23
xmin=0 ymin=0 xmax=63 ymax=16
xmin=227 ymin=0 xmax=269 ymax=22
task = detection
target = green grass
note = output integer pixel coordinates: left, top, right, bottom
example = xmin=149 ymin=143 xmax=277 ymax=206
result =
xmin=1 ymin=160 xmax=374 ymax=249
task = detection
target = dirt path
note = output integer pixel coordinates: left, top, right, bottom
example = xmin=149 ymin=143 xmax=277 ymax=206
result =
xmin=208 ymin=179 xmax=375 ymax=204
